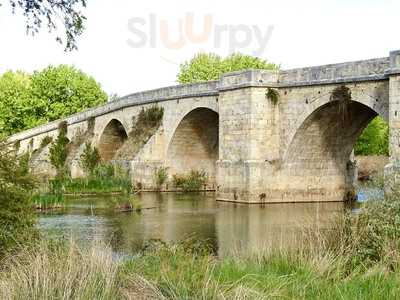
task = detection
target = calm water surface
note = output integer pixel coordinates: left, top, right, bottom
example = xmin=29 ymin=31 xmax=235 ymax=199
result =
xmin=38 ymin=192 xmax=361 ymax=257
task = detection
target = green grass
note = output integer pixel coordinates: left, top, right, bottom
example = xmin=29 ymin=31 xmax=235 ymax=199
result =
xmin=57 ymin=177 xmax=132 ymax=195
xmin=2 ymin=238 xmax=398 ymax=300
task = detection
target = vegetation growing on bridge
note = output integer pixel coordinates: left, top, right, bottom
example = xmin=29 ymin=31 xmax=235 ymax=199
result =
xmin=266 ymin=87 xmax=280 ymax=105
xmin=116 ymin=105 xmax=164 ymax=160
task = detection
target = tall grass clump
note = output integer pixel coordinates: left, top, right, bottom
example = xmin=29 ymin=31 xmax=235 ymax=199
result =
xmin=172 ymin=170 xmax=208 ymax=192
xmin=154 ymin=166 xmax=168 ymax=190
xmin=52 ymin=163 xmax=132 ymax=195
xmin=0 ymin=240 xmax=121 ymax=300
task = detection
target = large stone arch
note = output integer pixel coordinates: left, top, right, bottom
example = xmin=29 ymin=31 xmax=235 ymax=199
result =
xmin=98 ymin=119 xmax=128 ymax=161
xmin=166 ymin=107 xmax=219 ymax=186
xmin=281 ymin=98 xmax=382 ymax=201
xmin=283 ymin=82 xmax=389 ymax=160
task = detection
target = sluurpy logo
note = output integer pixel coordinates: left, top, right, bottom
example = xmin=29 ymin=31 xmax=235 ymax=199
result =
xmin=127 ymin=13 xmax=274 ymax=57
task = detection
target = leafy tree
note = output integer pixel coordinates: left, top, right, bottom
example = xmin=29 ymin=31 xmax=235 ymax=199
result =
xmin=0 ymin=71 xmax=37 ymax=136
xmin=355 ymin=116 xmax=389 ymax=156
xmin=6 ymin=0 xmax=87 ymax=51
xmin=0 ymin=65 xmax=107 ymax=137
xmin=177 ymin=53 xmax=279 ymax=84
xmin=0 ymin=143 xmax=37 ymax=255
xmin=30 ymin=65 xmax=107 ymax=121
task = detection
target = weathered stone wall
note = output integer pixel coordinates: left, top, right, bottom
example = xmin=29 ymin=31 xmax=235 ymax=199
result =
xmin=8 ymin=50 xmax=400 ymax=203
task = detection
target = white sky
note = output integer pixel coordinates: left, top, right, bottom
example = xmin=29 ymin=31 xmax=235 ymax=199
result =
xmin=0 ymin=0 xmax=399 ymax=96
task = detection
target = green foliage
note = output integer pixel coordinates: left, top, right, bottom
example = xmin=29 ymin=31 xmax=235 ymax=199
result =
xmin=9 ymin=0 xmax=87 ymax=51
xmin=49 ymin=123 xmax=70 ymax=172
xmin=266 ymin=88 xmax=280 ymax=105
xmin=172 ymin=170 xmax=208 ymax=192
xmin=116 ymin=105 xmax=164 ymax=160
xmin=154 ymin=167 xmax=168 ymax=190
xmin=0 ymin=71 xmax=35 ymax=136
xmin=135 ymin=105 xmax=164 ymax=130
xmin=80 ymin=142 xmax=101 ymax=175
xmin=0 ymin=144 xmax=37 ymax=255
xmin=177 ymin=53 xmax=279 ymax=84
xmin=355 ymin=116 xmax=389 ymax=156
xmin=40 ymin=136 xmax=53 ymax=148
xmin=0 ymin=65 xmax=107 ymax=137
xmin=49 ymin=163 xmax=132 ymax=195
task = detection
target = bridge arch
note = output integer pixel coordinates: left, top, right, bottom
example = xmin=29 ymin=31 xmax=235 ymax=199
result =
xmin=98 ymin=119 xmax=128 ymax=161
xmin=166 ymin=107 xmax=219 ymax=186
xmin=282 ymin=95 xmax=385 ymax=200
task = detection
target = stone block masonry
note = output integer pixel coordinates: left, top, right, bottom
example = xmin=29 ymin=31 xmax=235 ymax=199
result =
xmin=8 ymin=50 xmax=400 ymax=203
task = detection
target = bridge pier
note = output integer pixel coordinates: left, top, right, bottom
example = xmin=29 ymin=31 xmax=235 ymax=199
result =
xmin=385 ymin=50 xmax=400 ymax=194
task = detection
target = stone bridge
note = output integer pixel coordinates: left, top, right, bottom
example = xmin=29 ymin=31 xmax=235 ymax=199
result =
xmin=9 ymin=50 xmax=400 ymax=203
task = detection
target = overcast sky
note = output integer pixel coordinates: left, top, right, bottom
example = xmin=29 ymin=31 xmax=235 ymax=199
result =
xmin=0 ymin=0 xmax=398 ymax=96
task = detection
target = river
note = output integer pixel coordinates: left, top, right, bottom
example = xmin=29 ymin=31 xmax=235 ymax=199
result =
xmin=37 ymin=191 xmax=371 ymax=257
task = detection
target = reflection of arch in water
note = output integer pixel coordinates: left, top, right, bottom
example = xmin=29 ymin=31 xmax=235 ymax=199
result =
xmin=215 ymin=202 xmax=345 ymax=256
xmin=98 ymin=119 xmax=128 ymax=161
xmin=166 ymin=107 xmax=219 ymax=185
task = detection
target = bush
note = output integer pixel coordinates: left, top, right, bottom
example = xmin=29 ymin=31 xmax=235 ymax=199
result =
xmin=0 ymin=144 xmax=37 ymax=255
xmin=49 ymin=122 xmax=69 ymax=173
xmin=80 ymin=142 xmax=100 ymax=175
xmin=172 ymin=170 xmax=208 ymax=192
xmin=154 ymin=167 xmax=168 ymax=190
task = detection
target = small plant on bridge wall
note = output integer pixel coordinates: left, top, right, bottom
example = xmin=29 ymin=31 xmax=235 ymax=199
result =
xmin=266 ymin=88 xmax=280 ymax=105
xmin=49 ymin=121 xmax=70 ymax=176
xmin=331 ymin=85 xmax=352 ymax=124
xmin=80 ymin=142 xmax=101 ymax=175
xmin=40 ymin=136 xmax=53 ymax=148
xmin=172 ymin=170 xmax=208 ymax=192
xmin=154 ymin=166 xmax=168 ymax=190
xmin=115 ymin=105 xmax=164 ymax=160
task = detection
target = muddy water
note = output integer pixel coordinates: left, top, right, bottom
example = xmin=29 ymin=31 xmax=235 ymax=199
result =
xmin=38 ymin=192 xmax=359 ymax=257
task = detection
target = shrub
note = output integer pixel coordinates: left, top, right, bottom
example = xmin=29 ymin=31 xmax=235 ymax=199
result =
xmin=266 ymin=88 xmax=280 ymax=105
xmin=40 ymin=136 xmax=53 ymax=148
xmin=154 ymin=167 xmax=168 ymax=190
xmin=49 ymin=122 xmax=69 ymax=173
xmin=80 ymin=142 xmax=100 ymax=175
xmin=0 ymin=144 xmax=37 ymax=255
xmin=172 ymin=170 xmax=208 ymax=192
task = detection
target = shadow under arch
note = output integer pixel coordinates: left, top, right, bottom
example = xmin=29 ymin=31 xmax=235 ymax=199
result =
xmin=98 ymin=119 xmax=128 ymax=161
xmin=283 ymin=100 xmax=380 ymax=201
xmin=166 ymin=107 xmax=219 ymax=186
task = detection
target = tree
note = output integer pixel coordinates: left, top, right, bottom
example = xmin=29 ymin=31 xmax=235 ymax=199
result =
xmin=177 ymin=53 xmax=279 ymax=84
xmin=30 ymin=65 xmax=108 ymax=121
xmin=0 ymin=143 xmax=37 ymax=255
xmin=6 ymin=0 xmax=86 ymax=51
xmin=0 ymin=65 xmax=107 ymax=137
xmin=355 ymin=116 xmax=389 ymax=156
xmin=0 ymin=71 xmax=37 ymax=137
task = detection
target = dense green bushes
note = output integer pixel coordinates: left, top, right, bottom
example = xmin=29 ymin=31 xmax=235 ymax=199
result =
xmin=355 ymin=116 xmax=389 ymax=156
xmin=0 ymin=144 xmax=37 ymax=255
xmin=172 ymin=170 xmax=208 ymax=191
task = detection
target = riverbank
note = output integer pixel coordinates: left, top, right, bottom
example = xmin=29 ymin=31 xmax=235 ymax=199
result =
xmin=2 ymin=193 xmax=400 ymax=299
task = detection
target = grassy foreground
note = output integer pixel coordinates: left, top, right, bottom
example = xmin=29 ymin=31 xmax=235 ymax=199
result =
xmin=2 ymin=194 xmax=400 ymax=299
